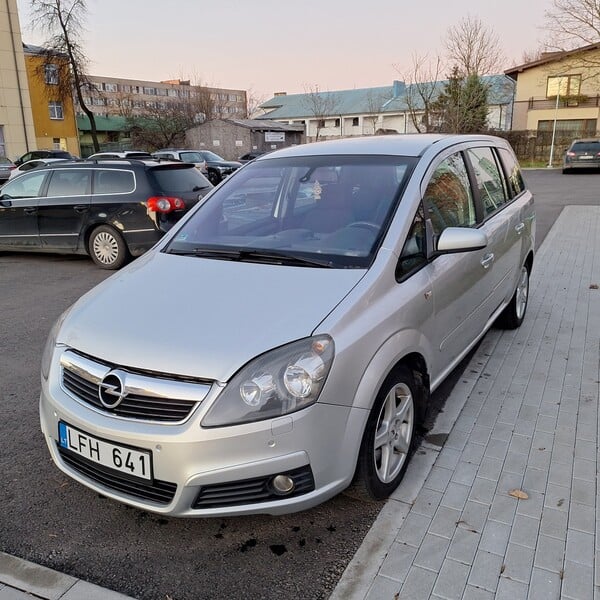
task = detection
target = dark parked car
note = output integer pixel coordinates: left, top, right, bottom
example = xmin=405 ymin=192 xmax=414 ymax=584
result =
xmin=0 ymin=157 xmax=16 ymax=182
xmin=14 ymin=149 xmax=78 ymax=166
xmin=0 ymin=158 xmax=212 ymax=269
xmin=195 ymin=151 xmax=242 ymax=185
xmin=238 ymin=151 xmax=267 ymax=163
xmin=563 ymin=138 xmax=600 ymax=173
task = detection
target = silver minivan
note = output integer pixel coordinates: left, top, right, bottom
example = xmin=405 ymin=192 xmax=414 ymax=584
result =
xmin=40 ymin=134 xmax=535 ymax=517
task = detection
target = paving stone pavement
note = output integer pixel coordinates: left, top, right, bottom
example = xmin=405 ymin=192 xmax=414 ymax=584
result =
xmin=331 ymin=205 xmax=600 ymax=600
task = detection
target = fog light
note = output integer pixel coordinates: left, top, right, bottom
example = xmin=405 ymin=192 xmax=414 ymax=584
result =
xmin=272 ymin=474 xmax=295 ymax=495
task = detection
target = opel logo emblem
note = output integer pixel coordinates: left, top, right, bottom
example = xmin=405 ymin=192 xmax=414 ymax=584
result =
xmin=99 ymin=371 xmax=127 ymax=409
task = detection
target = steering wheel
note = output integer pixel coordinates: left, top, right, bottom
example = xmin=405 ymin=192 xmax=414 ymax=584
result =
xmin=347 ymin=221 xmax=380 ymax=234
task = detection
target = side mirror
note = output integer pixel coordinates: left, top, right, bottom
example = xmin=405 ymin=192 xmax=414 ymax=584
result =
xmin=437 ymin=227 xmax=488 ymax=254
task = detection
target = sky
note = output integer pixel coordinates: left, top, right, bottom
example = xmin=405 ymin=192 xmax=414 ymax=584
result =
xmin=16 ymin=0 xmax=551 ymax=102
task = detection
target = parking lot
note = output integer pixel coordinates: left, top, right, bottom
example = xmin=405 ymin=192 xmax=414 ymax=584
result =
xmin=0 ymin=169 xmax=596 ymax=600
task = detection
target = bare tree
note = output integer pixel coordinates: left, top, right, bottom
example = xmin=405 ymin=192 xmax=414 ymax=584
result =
xmin=363 ymin=90 xmax=392 ymax=134
xmin=302 ymin=85 xmax=340 ymax=141
xmin=30 ymin=0 xmax=100 ymax=151
xmin=544 ymin=0 xmax=600 ymax=49
xmin=397 ymin=53 xmax=444 ymax=132
xmin=444 ymin=15 xmax=504 ymax=76
xmin=127 ymin=95 xmax=210 ymax=150
xmin=243 ymin=87 xmax=267 ymax=119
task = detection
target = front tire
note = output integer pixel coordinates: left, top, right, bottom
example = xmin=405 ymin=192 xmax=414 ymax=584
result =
xmin=88 ymin=225 xmax=129 ymax=270
xmin=355 ymin=366 xmax=419 ymax=500
xmin=496 ymin=264 xmax=529 ymax=329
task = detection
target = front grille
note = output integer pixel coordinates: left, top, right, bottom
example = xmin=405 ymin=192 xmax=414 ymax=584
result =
xmin=60 ymin=350 xmax=211 ymax=423
xmin=192 ymin=465 xmax=315 ymax=509
xmin=63 ymin=369 xmax=197 ymax=422
xmin=57 ymin=445 xmax=177 ymax=505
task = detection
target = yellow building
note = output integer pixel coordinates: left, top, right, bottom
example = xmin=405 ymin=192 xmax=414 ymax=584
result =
xmin=0 ymin=0 xmax=36 ymax=159
xmin=23 ymin=43 xmax=79 ymax=156
xmin=506 ymin=43 xmax=600 ymax=137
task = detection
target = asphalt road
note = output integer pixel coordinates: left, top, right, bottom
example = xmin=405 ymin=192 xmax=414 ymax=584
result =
xmin=0 ymin=168 xmax=595 ymax=600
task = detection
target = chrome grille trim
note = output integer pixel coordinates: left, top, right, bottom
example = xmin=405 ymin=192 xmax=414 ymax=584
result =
xmin=60 ymin=350 xmax=211 ymax=423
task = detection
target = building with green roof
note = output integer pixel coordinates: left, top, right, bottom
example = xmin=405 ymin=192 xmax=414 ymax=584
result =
xmin=257 ymin=76 xmax=515 ymax=141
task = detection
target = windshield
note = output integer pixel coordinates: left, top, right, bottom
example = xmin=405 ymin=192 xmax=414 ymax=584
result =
xmin=201 ymin=151 xmax=225 ymax=162
xmin=165 ymin=154 xmax=415 ymax=268
xmin=180 ymin=152 xmax=205 ymax=163
xmin=571 ymin=141 xmax=600 ymax=153
xmin=150 ymin=165 xmax=211 ymax=192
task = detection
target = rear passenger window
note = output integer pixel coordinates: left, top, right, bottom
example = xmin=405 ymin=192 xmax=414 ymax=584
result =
xmin=423 ymin=153 xmax=476 ymax=235
xmin=47 ymin=170 xmax=91 ymax=196
xmin=497 ymin=148 xmax=525 ymax=198
xmin=95 ymin=169 xmax=135 ymax=194
xmin=467 ymin=147 xmax=507 ymax=218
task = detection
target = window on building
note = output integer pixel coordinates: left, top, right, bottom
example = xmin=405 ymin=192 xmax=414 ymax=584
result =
xmin=48 ymin=101 xmax=64 ymax=120
xmin=352 ymin=117 xmax=359 ymax=127
xmin=45 ymin=64 xmax=59 ymax=85
xmin=120 ymin=84 xmax=131 ymax=93
xmin=143 ymin=87 xmax=156 ymax=95
xmin=228 ymin=94 xmax=237 ymax=101
xmin=537 ymin=118 xmax=597 ymax=136
xmin=318 ymin=119 xmax=325 ymax=128
xmin=334 ymin=118 xmax=340 ymax=127
xmin=0 ymin=126 xmax=5 ymax=157
xmin=104 ymin=83 xmax=117 ymax=92
xmin=546 ymin=74 xmax=581 ymax=98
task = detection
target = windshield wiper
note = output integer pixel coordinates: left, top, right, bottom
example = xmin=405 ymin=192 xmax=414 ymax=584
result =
xmin=167 ymin=247 xmax=333 ymax=267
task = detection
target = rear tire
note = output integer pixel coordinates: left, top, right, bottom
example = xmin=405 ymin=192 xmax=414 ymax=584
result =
xmin=354 ymin=366 xmax=419 ymax=500
xmin=496 ymin=264 xmax=529 ymax=329
xmin=88 ymin=225 xmax=129 ymax=270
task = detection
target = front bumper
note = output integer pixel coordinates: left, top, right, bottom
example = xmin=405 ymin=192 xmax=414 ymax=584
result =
xmin=40 ymin=349 xmax=366 ymax=517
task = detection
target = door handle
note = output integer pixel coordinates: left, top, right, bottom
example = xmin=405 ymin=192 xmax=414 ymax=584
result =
xmin=515 ymin=223 xmax=525 ymax=235
xmin=73 ymin=205 xmax=89 ymax=213
xmin=24 ymin=207 xmax=37 ymax=214
xmin=480 ymin=253 xmax=495 ymax=269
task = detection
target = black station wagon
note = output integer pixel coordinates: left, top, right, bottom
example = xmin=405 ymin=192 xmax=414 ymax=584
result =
xmin=0 ymin=159 xmax=212 ymax=269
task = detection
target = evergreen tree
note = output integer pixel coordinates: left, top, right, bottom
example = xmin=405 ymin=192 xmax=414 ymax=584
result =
xmin=432 ymin=67 xmax=489 ymax=133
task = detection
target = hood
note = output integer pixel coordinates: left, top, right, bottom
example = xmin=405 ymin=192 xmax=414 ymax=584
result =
xmin=59 ymin=251 xmax=365 ymax=382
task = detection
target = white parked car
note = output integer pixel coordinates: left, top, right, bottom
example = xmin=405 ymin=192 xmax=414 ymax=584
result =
xmin=40 ymin=134 xmax=535 ymax=517
xmin=8 ymin=157 xmax=72 ymax=180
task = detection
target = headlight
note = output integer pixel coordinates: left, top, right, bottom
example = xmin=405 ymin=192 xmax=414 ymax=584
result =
xmin=202 ymin=335 xmax=334 ymax=427
xmin=41 ymin=308 xmax=71 ymax=380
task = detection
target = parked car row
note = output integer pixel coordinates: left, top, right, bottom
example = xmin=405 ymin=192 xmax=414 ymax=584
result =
xmin=38 ymin=133 xmax=535 ymax=517
xmin=0 ymin=157 xmax=212 ymax=268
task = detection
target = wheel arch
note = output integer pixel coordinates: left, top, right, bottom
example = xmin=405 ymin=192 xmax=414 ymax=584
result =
xmin=350 ymin=331 xmax=431 ymax=419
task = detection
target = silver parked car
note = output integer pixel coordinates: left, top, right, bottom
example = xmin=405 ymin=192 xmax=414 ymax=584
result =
xmin=40 ymin=134 xmax=535 ymax=517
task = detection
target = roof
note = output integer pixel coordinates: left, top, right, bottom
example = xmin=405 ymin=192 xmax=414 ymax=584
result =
xmin=258 ymin=76 xmax=514 ymax=120
xmin=219 ymin=119 xmax=304 ymax=132
xmin=254 ymin=133 xmax=505 ymax=160
xmin=505 ymin=41 xmax=600 ymax=77
xmin=76 ymin=115 xmax=129 ymax=132
xmin=259 ymin=85 xmax=397 ymax=120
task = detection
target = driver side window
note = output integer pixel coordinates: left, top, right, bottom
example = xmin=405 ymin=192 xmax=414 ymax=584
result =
xmin=2 ymin=171 xmax=47 ymax=199
xmin=424 ymin=153 xmax=475 ymax=235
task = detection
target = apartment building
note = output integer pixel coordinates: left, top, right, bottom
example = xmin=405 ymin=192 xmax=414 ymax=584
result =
xmin=0 ymin=0 xmax=36 ymax=159
xmin=80 ymin=75 xmax=247 ymax=120
xmin=22 ymin=44 xmax=79 ymax=156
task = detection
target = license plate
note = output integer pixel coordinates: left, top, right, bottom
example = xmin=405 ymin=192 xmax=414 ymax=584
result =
xmin=579 ymin=155 xmax=594 ymax=159
xmin=58 ymin=422 xmax=152 ymax=480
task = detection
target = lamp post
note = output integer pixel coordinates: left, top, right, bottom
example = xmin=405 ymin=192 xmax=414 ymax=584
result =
xmin=547 ymin=76 xmax=564 ymax=168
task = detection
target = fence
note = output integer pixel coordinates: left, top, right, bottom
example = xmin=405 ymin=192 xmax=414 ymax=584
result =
xmin=492 ymin=129 xmax=600 ymax=164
